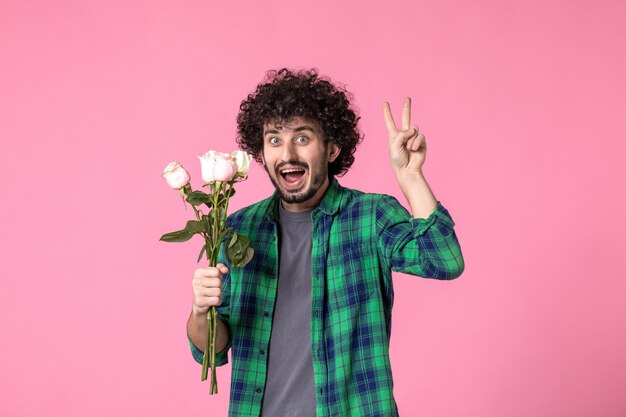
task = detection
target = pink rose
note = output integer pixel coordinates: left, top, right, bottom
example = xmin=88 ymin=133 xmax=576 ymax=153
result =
xmin=162 ymin=161 xmax=190 ymax=189
xmin=198 ymin=151 xmax=238 ymax=184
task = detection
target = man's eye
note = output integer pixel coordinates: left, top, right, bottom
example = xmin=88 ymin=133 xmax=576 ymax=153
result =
xmin=269 ymin=137 xmax=280 ymax=145
xmin=295 ymin=135 xmax=309 ymax=143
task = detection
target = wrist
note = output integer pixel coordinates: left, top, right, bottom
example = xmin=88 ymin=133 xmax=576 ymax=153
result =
xmin=191 ymin=306 xmax=209 ymax=321
xmin=394 ymin=168 xmax=426 ymax=185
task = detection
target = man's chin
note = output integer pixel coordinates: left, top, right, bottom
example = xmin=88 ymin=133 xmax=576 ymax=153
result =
xmin=277 ymin=187 xmax=312 ymax=204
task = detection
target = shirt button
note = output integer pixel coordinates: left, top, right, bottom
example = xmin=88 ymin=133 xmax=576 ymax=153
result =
xmin=259 ymin=349 xmax=265 ymax=355
xmin=263 ymin=311 xmax=269 ymax=318
xmin=256 ymin=388 xmax=262 ymax=393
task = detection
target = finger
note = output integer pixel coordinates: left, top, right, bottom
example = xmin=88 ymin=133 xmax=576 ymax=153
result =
xmin=402 ymin=97 xmax=411 ymax=130
xmin=204 ymin=296 xmax=221 ymax=306
xmin=216 ymin=263 xmax=229 ymax=275
xmin=405 ymin=125 xmax=420 ymax=151
xmin=412 ymin=133 xmax=426 ymax=151
xmin=194 ymin=277 xmax=222 ymax=289
xmin=405 ymin=137 xmax=415 ymax=151
xmin=390 ymin=127 xmax=417 ymax=151
xmin=382 ymin=102 xmax=397 ymax=132
xmin=199 ymin=287 xmax=221 ymax=297
xmin=208 ymin=277 xmax=223 ymax=288
xmin=196 ymin=266 xmax=227 ymax=278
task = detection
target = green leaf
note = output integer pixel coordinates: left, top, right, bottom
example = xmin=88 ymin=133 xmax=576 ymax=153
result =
xmin=230 ymin=246 xmax=254 ymax=268
xmin=237 ymin=234 xmax=250 ymax=248
xmin=227 ymin=234 xmax=251 ymax=267
xmin=160 ymin=229 xmax=193 ymax=242
xmin=197 ymin=245 xmax=207 ymax=263
xmin=226 ymin=187 xmax=236 ymax=198
xmin=237 ymin=247 xmax=254 ymax=267
xmin=201 ymin=214 xmax=213 ymax=231
xmin=184 ymin=220 xmax=205 ymax=234
xmin=186 ymin=191 xmax=212 ymax=206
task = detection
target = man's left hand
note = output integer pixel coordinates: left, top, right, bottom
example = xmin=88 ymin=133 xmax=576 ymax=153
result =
xmin=383 ymin=97 xmax=427 ymax=175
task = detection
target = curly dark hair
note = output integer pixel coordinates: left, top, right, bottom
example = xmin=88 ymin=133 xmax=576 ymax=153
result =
xmin=236 ymin=68 xmax=362 ymax=178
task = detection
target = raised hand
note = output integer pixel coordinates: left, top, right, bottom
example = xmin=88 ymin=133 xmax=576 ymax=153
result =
xmin=383 ymin=97 xmax=427 ymax=174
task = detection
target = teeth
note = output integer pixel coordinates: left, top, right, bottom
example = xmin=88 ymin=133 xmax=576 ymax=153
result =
xmin=281 ymin=169 xmax=304 ymax=174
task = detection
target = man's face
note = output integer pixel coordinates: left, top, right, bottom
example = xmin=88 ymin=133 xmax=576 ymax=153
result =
xmin=262 ymin=117 xmax=340 ymax=211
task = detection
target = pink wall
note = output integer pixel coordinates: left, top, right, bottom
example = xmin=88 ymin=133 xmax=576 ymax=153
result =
xmin=1 ymin=1 xmax=625 ymax=416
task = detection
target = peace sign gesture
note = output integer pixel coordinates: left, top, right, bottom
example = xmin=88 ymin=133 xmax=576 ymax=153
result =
xmin=383 ymin=97 xmax=427 ymax=174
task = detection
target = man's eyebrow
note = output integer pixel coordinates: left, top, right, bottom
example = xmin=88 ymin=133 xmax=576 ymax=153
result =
xmin=263 ymin=125 xmax=316 ymax=136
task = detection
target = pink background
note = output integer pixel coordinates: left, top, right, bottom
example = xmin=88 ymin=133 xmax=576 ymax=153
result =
xmin=1 ymin=1 xmax=625 ymax=416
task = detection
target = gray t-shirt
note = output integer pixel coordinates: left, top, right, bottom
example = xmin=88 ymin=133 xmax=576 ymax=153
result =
xmin=260 ymin=204 xmax=316 ymax=417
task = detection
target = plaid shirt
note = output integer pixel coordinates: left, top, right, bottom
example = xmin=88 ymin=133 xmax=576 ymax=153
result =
xmin=190 ymin=178 xmax=464 ymax=416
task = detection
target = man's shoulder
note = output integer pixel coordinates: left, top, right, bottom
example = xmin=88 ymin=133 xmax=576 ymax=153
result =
xmin=337 ymin=182 xmax=400 ymax=204
xmin=226 ymin=194 xmax=275 ymax=227
xmin=335 ymin=182 xmax=404 ymax=213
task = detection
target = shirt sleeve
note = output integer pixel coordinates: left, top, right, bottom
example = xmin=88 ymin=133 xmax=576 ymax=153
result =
xmin=188 ymin=316 xmax=231 ymax=366
xmin=376 ymin=195 xmax=465 ymax=279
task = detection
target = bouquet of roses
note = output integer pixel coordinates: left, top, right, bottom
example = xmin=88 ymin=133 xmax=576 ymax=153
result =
xmin=161 ymin=150 xmax=253 ymax=395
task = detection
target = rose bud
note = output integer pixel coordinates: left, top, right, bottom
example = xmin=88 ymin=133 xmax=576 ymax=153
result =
xmin=162 ymin=161 xmax=191 ymax=189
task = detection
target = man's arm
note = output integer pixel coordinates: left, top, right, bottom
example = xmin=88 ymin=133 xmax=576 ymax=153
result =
xmin=375 ymin=195 xmax=464 ymax=279
xmin=395 ymin=170 xmax=437 ymax=219
xmin=380 ymin=97 xmax=464 ymax=279
xmin=383 ymin=97 xmax=438 ymax=219
xmin=187 ymin=312 xmax=229 ymax=355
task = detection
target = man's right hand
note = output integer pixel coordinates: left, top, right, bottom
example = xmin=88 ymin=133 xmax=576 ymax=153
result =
xmin=192 ymin=263 xmax=228 ymax=315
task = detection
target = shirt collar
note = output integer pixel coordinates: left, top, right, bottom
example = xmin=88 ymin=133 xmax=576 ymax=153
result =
xmin=264 ymin=177 xmax=344 ymax=221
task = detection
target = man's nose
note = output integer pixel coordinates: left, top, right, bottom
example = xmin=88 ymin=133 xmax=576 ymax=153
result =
xmin=281 ymin=141 xmax=297 ymax=162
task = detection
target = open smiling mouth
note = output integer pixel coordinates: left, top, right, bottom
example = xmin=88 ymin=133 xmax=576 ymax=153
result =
xmin=279 ymin=167 xmax=307 ymax=189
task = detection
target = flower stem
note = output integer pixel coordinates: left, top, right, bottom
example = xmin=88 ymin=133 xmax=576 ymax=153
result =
xmin=189 ymin=192 xmax=221 ymax=394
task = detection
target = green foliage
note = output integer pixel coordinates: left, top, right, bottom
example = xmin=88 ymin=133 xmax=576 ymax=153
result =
xmin=160 ymin=219 xmax=206 ymax=243
xmin=160 ymin=229 xmax=193 ymax=242
xmin=227 ymin=233 xmax=252 ymax=267
xmin=197 ymin=245 xmax=207 ymax=263
xmin=184 ymin=220 xmax=206 ymax=234
xmin=162 ymin=181 xmax=253 ymax=267
xmin=186 ymin=190 xmax=212 ymax=207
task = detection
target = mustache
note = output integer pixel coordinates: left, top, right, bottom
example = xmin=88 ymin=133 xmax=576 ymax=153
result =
xmin=275 ymin=161 xmax=308 ymax=174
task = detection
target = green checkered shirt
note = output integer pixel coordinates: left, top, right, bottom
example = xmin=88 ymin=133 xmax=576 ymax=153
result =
xmin=189 ymin=178 xmax=464 ymax=416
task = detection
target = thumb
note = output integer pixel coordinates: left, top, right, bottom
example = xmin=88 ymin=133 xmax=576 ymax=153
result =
xmin=390 ymin=128 xmax=417 ymax=150
xmin=216 ymin=263 xmax=229 ymax=275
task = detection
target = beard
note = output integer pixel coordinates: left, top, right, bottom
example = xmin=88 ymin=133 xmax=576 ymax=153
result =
xmin=265 ymin=157 xmax=329 ymax=205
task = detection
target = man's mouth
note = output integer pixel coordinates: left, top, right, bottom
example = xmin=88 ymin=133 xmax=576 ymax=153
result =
xmin=279 ymin=167 xmax=306 ymax=187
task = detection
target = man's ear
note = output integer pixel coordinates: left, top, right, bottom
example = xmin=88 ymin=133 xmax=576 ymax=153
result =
xmin=328 ymin=143 xmax=341 ymax=163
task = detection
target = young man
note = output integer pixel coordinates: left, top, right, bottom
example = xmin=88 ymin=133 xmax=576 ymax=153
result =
xmin=187 ymin=68 xmax=465 ymax=417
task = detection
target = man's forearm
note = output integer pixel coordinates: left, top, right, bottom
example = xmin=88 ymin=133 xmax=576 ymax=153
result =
xmin=395 ymin=170 xmax=438 ymax=219
xmin=187 ymin=311 xmax=230 ymax=354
